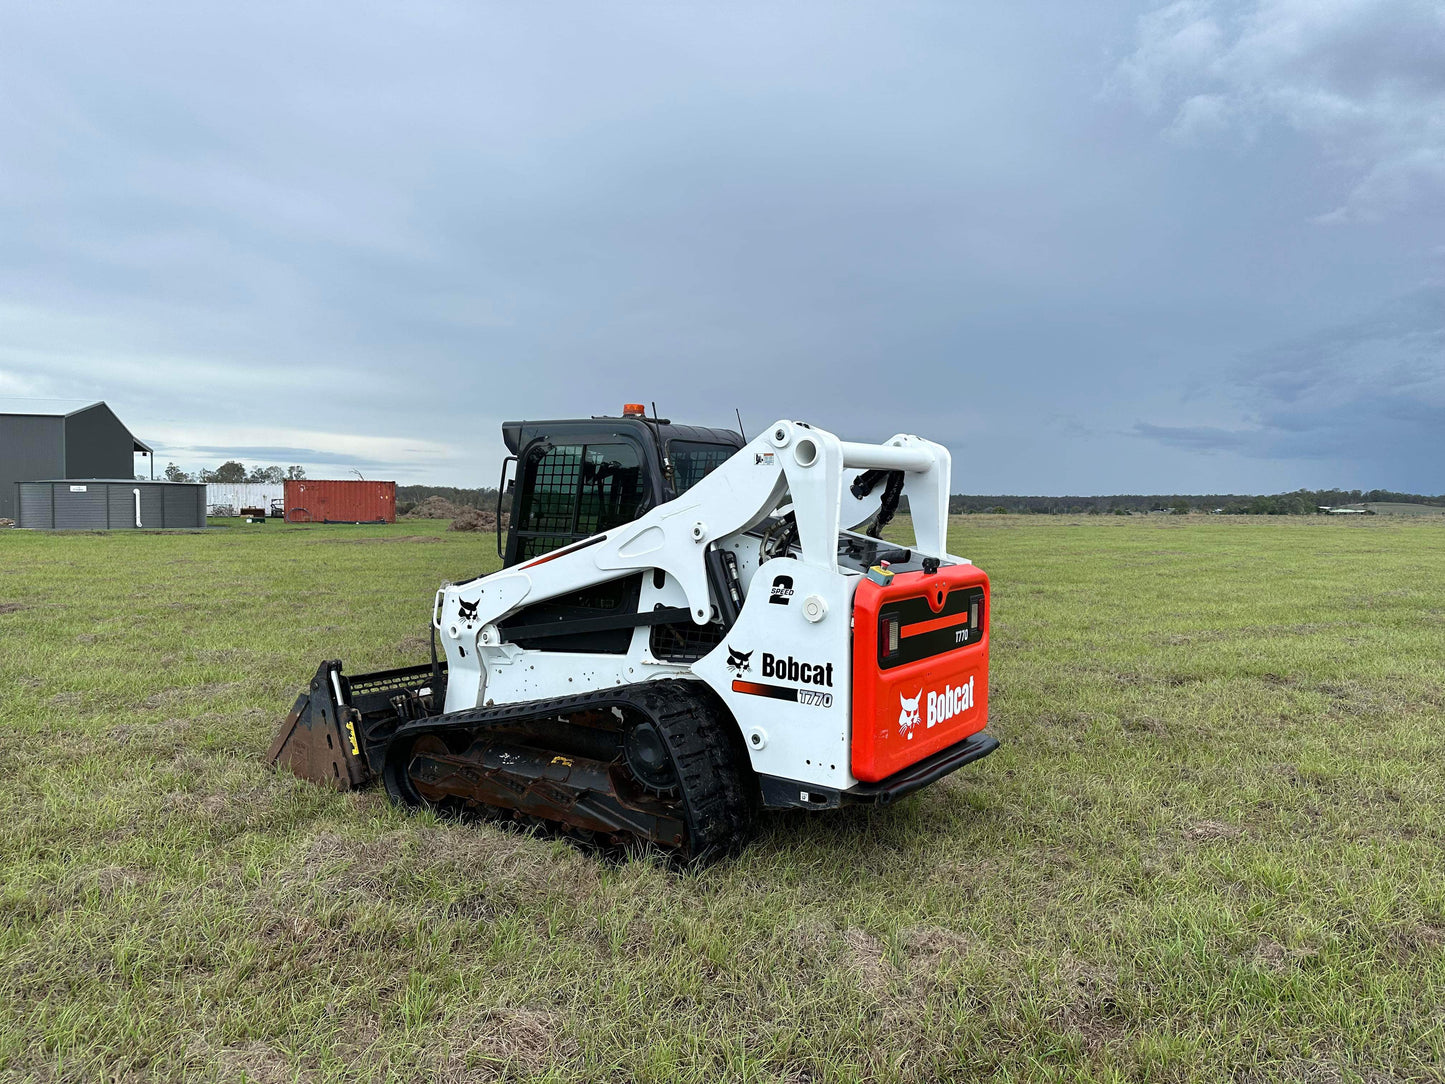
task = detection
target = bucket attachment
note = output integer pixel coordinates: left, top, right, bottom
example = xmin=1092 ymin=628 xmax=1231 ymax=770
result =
xmin=266 ymin=660 xmax=372 ymax=790
xmin=267 ymin=658 xmax=447 ymax=791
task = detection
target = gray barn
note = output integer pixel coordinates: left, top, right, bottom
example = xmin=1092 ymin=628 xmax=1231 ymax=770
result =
xmin=0 ymin=400 xmax=154 ymax=521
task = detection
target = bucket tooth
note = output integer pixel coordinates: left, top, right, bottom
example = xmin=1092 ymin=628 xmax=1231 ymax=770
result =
xmin=265 ymin=660 xmax=371 ymax=791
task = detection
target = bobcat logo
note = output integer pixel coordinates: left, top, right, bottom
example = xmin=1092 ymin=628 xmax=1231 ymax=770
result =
xmin=897 ymin=689 xmax=923 ymax=738
xmin=457 ymin=598 xmax=479 ymax=624
xmin=726 ymin=647 xmax=753 ymax=673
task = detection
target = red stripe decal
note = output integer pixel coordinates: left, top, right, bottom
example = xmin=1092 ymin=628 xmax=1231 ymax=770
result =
xmin=901 ymin=613 xmax=969 ymax=638
xmin=731 ymin=680 xmax=798 ymax=701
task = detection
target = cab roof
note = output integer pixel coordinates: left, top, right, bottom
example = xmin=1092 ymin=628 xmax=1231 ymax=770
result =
xmin=501 ymin=415 xmax=745 ymax=456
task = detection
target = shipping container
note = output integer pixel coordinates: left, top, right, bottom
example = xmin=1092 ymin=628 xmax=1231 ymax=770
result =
xmin=283 ymin=479 xmax=396 ymax=524
xmin=16 ymin=480 xmax=207 ymax=529
xmin=206 ymin=482 xmax=285 ymax=516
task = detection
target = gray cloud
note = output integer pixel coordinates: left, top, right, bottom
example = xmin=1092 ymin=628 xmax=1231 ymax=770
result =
xmin=1114 ymin=0 xmax=1445 ymax=222
xmin=1136 ymin=282 xmax=1445 ymax=485
xmin=0 ymin=2 xmax=1440 ymax=494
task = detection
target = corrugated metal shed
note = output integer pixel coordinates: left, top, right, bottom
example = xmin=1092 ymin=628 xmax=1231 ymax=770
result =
xmin=206 ymin=483 xmax=284 ymax=515
xmin=283 ymin=479 xmax=396 ymax=523
xmin=0 ymin=400 xmax=154 ymax=521
xmin=16 ymin=481 xmax=206 ymax=529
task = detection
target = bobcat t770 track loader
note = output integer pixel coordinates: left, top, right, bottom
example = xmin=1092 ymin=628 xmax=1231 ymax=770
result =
xmin=268 ymin=408 xmax=996 ymax=860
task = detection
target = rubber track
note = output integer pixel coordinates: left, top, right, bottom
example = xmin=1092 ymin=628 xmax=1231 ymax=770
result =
xmin=381 ymin=679 xmax=754 ymax=862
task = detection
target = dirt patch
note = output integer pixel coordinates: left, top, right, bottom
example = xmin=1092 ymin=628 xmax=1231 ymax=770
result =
xmin=1122 ymin=716 xmax=1166 ymax=735
xmin=1050 ymin=963 xmax=1128 ymax=1054
xmin=900 ymin=924 xmax=972 ymax=972
xmin=842 ymin=927 xmax=895 ymax=996
xmin=439 ymin=1007 xmax=577 ymax=1078
xmin=1184 ymin=820 xmax=1243 ymax=841
xmin=1388 ymin=921 xmax=1445 ymax=962
xmin=290 ymin=823 xmax=572 ymax=906
xmin=142 ymin=681 xmax=241 ymax=710
xmin=396 ymin=633 xmax=432 ymax=654
xmin=0 ymin=601 xmax=27 ymax=614
xmin=214 ymin=1041 xmax=311 ymax=1084
xmin=1250 ymin=934 xmax=1319 ymax=971
xmin=332 ymin=535 xmax=443 ymax=545
xmin=58 ymin=865 xmax=152 ymax=904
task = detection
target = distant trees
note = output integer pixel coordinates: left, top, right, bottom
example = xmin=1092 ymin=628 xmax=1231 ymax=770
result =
xmin=948 ymin=488 xmax=1445 ymax=516
xmin=158 ymin=462 xmax=308 ymax=484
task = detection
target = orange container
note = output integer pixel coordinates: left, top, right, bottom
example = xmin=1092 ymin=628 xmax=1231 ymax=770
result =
xmin=283 ymin=480 xmax=396 ymax=524
xmin=850 ymin=564 xmax=990 ymax=782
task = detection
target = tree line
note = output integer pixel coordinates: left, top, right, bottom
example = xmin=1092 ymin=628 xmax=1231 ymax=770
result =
xmin=393 ymin=484 xmax=1442 ymax=516
xmin=165 ymin=471 xmax=1444 ymax=517
xmin=162 ymin=461 xmax=307 ymax=484
xmin=947 ymin=489 xmax=1445 ymax=515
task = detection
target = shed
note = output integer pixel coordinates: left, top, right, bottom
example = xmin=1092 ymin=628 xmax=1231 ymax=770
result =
xmin=17 ymin=481 xmax=207 ymax=529
xmin=0 ymin=400 xmax=154 ymax=521
xmin=283 ymin=479 xmax=396 ymax=523
xmin=206 ymin=482 xmax=285 ymax=516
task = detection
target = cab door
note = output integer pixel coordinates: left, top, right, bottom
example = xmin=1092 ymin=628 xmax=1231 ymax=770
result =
xmin=503 ymin=437 xmax=654 ymax=566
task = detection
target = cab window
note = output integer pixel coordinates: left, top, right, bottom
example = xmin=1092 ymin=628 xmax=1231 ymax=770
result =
xmin=515 ymin=442 xmax=648 ymax=561
xmin=670 ymin=441 xmax=734 ymax=496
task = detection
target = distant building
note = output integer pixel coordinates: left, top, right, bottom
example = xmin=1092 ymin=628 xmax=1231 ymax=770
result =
xmin=0 ymin=400 xmax=153 ymax=521
xmin=206 ymin=482 xmax=285 ymax=516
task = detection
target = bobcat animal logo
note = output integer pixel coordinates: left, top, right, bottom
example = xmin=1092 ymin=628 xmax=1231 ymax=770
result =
xmin=726 ymin=646 xmax=753 ymax=673
xmin=457 ymin=598 xmax=480 ymax=623
xmin=897 ymin=689 xmax=923 ymax=738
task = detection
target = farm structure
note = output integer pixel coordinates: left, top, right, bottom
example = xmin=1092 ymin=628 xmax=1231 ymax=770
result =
xmin=283 ymin=479 xmax=396 ymax=524
xmin=0 ymin=400 xmax=154 ymax=522
xmin=206 ymin=483 xmax=285 ymax=517
xmin=16 ymin=480 xmax=206 ymax=529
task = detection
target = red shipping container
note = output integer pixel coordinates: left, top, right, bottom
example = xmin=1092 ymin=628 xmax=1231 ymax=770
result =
xmin=284 ymin=480 xmax=396 ymax=524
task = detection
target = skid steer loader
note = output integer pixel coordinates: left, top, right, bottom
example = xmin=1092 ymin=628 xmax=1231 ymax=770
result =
xmin=267 ymin=407 xmax=996 ymax=860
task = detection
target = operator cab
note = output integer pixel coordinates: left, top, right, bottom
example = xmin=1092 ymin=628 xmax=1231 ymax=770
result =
xmin=498 ymin=407 xmax=745 ymax=568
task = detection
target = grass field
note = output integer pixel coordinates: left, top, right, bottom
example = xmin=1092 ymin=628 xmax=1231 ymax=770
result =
xmin=1364 ymin=504 xmax=1445 ymax=517
xmin=2 ymin=514 xmax=1444 ymax=1083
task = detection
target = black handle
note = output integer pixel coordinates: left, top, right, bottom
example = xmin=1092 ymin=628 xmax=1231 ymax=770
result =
xmin=496 ymin=455 xmax=516 ymax=559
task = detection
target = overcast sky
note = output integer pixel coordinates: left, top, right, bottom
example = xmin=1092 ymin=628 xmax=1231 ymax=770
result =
xmin=1 ymin=1 xmax=1441 ymax=492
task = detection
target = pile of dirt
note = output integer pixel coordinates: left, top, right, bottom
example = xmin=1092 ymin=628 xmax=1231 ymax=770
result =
xmin=405 ymin=495 xmax=465 ymax=519
xmin=450 ymin=508 xmax=509 ymax=532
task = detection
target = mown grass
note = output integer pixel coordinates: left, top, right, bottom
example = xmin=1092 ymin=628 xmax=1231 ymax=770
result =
xmin=1 ymin=514 xmax=1443 ymax=1083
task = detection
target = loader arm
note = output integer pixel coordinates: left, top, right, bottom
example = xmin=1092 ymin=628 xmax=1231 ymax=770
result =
xmin=433 ymin=421 xmax=958 ymax=710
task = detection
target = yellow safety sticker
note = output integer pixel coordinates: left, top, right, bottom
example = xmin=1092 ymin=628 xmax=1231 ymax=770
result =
xmin=346 ymin=718 xmax=360 ymax=757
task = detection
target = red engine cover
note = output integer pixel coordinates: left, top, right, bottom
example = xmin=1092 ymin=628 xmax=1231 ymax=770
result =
xmin=851 ymin=563 xmax=990 ymax=783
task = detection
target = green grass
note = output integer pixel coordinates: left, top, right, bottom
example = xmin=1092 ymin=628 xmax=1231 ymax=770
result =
xmin=2 ymin=514 xmax=1444 ymax=1082
xmin=1364 ymin=503 xmax=1445 ymax=517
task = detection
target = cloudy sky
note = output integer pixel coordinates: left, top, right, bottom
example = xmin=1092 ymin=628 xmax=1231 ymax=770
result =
xmin=1 ymin=1 xmax=1441 ymax=493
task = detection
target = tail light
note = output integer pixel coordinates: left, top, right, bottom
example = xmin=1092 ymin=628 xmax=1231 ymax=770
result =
xmin=881 ymin=616 xmax=901 ymax=659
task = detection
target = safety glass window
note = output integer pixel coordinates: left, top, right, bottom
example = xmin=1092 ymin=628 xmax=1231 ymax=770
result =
xmin=670 ymin=441 xmax=734 ymax=495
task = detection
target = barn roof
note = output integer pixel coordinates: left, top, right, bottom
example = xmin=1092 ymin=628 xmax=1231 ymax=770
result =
xmin=0 ymin=398 xmax=152 ymax=453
